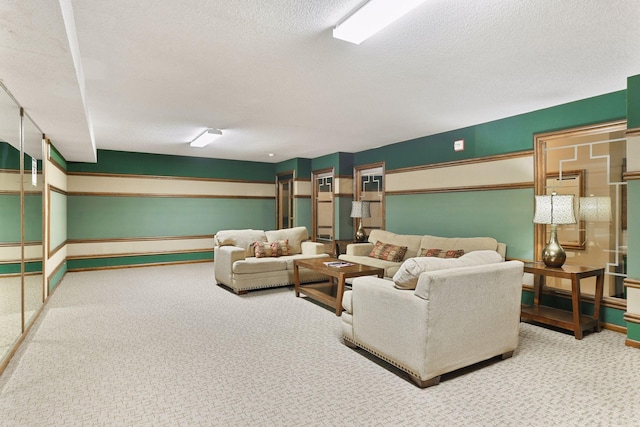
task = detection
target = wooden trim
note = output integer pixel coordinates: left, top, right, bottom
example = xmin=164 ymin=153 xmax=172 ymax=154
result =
xmin=387 ymin=150 xmax=534 ymax=174
xmin=295 ymin=177 xmax=311 ymax=182
xmin=625 ymin=278 xmax=640 ymax=289
xmin=623 ymin=171 xmax=640 ymax=181
xmin=67 ymin=248 xmax=212 ymax=260
xmin=387 ymin=182 xmax=532 ymax=196
xmin=49 ymin=240 xmax=67 ymax=259
xmin=67 ymin=170 xmax=272 ymax=185
xmin=624 ymin=312 xmax=640 ymax=324
xmin=624 ymin=127 xmax=640 ymax=137
xmin=0 ymin=241 xmax=42 ymax=248
xmin=625 ymin=339 xmax=640 ymax=349
xmin=67 ymin=235 xmax=214 ymax=245
xmin=68 ymin=258 xmax=212 ymax=273
xmin=66 ymin=191 xmax=273 ymax=200
xmin=603 ymin=323 xmax=627 ymax=334
xmin=50 ymin=185 xmax=67 ymax=196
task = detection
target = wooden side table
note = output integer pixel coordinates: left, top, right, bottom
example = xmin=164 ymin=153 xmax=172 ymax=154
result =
xmin=521 ymin=262 xmax=604 ymax=340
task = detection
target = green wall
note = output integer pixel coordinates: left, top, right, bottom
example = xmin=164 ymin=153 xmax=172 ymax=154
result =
xmin=387 ymin=189 xmax=534 ymax=260
xmin=50 ymin=191 xmax=67 ymax=250
xmin=68 ymin=149 xmax=275 ymax=181
xmin=67 ymin=196 xmax=275 ymax=239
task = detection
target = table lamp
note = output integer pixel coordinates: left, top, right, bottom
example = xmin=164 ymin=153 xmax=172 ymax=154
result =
xmin=533 ymin=191 xmax=576 ymax=267
xmin=350 ymin=201 xmax=371 ymax=242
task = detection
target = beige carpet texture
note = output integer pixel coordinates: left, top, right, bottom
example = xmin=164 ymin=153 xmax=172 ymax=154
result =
xmin=0 ymin=263 xmax=639 ymax=426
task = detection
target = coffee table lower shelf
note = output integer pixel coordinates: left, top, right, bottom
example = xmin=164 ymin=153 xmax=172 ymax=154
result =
xmin=297 ymin=281 xmax=339 ymax=309
xmin=520 ymin=305 xmax=599 ymax=336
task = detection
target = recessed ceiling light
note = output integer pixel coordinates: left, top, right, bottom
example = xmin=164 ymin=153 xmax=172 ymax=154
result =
xmin=189 ymin=129 xmax=222 ymax=148
xmin=333 ymin=0 xmax=427 ymax=45
xmin=268 ymin=153 xmax=275 ymax=157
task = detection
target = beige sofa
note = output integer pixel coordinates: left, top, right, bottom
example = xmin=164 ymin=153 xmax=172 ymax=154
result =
xmin=338 ymin=229 xmax=506 ymax=278
xmin=342 ymin=260 xmax=524 ymax=387
xmin=213 ymin=226 xmax=329 ymax=294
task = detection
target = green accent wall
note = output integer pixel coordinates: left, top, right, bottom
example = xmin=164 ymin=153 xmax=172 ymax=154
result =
xmin=49 ymin=143 xmax=67 ymax=171
xmin=49 ymin=261 xmax=66 ymax=293
xmin=335 ymin=196 xmax=354 ymax=241
xmin=295 ymin=197 xmax=312 ymax=232
xmin=627 ymin=74 xmax=640 ymax=129
xmin=24 ymin=193 xmax=42 ymax=243
xmin=50 ymin=191 xmax=67 ymax=250
xmin=627 ymin=322 xmax=640 ymax=344
xmin=355 ymin=91 xmax=626 ymax=170
xmin=1 ymin=141 xmax=21 ymax=169
xmin=0 ymin=194 xmax=20 ymax=243
xmin=68 ymin=149 xmax=275 ymax=181
xmin=386 ymin=189 xmax=534 ymax=260
xmin=67 ymin=196 xmax=275 ymax=239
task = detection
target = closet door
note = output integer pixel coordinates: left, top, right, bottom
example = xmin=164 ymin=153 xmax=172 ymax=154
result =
xmin=0 ymin=86 xmax=22 ymax=364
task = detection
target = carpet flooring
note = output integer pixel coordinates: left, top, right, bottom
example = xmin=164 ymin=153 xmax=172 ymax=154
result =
xmin=0 ymin=263 xmax=639 ymax=426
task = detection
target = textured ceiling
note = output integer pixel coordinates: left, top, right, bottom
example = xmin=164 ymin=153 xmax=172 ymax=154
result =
xmin=1 ymin=0 xmax=640 ymax=163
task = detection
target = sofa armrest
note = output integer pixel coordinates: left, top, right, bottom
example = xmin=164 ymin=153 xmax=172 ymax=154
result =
xmin=301 ymin=241 xmax=326 ymax=255
xmin=345 ymin=242 xmax=374 ymax=256
xmin=214 ymin=245 xmax=247 ymax=285
xmin=349 ymin=277 xmax=430 ymax=374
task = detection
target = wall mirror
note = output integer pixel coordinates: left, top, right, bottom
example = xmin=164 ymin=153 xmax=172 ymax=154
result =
xmin=535 ymin=121 xmax=627 ymax=301
xmin=22 ymin=114 xmax=44 ymax=328
xmin=0 ymin=85 xmax=23 ymax=365
xmin=312 ymin=168 xmax=334 ymax=244
xmin=276 ymin=171 xmax=294 ymax=229
xmin=354 ymin=163 xmax=385 ymax=234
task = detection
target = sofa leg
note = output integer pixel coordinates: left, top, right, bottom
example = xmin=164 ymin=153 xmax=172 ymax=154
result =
xmin=343 ymin=338 xmax=357 ymax=349
xmin=409 ymin=374 xmax=440 ymax=388
xmin=501 ymin=350 xmax=515 ymax=360
xmin=235 ymin=290 xmax=248 ymax=295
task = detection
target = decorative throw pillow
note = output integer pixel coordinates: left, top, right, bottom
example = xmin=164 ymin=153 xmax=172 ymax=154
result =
xmin=369 ymin=241 xmax=408 ymax=262
xmin=419 ymin=248 xmax=465 ymax=258
xmin=270 ymin=239 xmax=290 ymax=257
xmin=254 ymin=240 xmax=290 ymax=258
xmin=420 ymin=248 xmax=442 ymax=257
xmin=253 ymin=241 xmax=273 ymax=258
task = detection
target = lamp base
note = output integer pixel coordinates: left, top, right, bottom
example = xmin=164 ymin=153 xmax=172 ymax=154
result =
xmin=541 ymin=224 xmax=567 ymax=268
xmin=354 ymin=221 xmax=367 ymax=243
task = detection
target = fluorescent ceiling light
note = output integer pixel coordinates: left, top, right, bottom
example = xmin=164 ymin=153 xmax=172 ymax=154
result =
xmin=190 ymin=128 xmax=222 ymax=148
xmin=333 ymin=0 xmax=427 ymax=45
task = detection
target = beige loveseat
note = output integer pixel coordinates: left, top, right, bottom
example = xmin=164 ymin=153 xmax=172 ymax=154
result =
xmin=342 ymin=259 xmax=524 ymax=387
xmin=338 ymin=229 xmax=506 ymax=278
xmin=213 ymin=226 xmax=329 ymax=294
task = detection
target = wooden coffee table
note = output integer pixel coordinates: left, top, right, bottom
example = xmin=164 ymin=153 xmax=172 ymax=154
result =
xmin=293 ymin=258 xmax=384 ymax=316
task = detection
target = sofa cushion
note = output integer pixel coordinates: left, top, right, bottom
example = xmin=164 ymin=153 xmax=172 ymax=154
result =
xmin=393 ymin=250 xmax=503 ymax=290
xmin=232 ymin=257 xmax=288 ymax=274
xmin=266 ymin=226 xmax=308 ymax=254
xmin=369 ymin=241 xmax=408 ymax=262
xmin=368 ymin=230 xmax=422 ymax=260
xmin=419 ymin=248 xmax=465 ymax=258
xmin=216 ymin=229 xmax=267 ymax=257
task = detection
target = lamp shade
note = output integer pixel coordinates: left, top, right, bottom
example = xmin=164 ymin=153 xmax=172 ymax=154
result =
xmin=533 ymin=193 xmax=576 ymax=225
xmin=579 ymin=196 xmax=611 ymax=222
xmin=350 ymin=201 xmax=371 ymax=218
